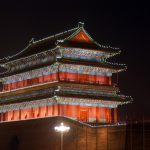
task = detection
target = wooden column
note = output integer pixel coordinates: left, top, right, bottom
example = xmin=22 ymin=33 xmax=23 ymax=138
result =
xmin=71 ymin=105 xmax=78 ymax=120
xmin=58 ymin=104 xmax=60 ymax=116
xmin=53 ymin=104 xmax=58 ymax=116
xmin=24 ymin=80 xmax=28 ymax=87
xmin=39 ymin=106 xmax=47 ymax=117
xmin=46 ymin=105 xmax=48 ymax=117
xmin=108 ymin=108 xmax=112 ymax=123
xmin=1 ymin=113 xmax=4 ymax=122
xmin=67 ymin=105 xmax=72 ymax=118
xmin=8 ymin=84 xmax=10 ymax=90
xmin=19 ymin=109 xmax=21 ymax=120
xmin=14 ymin=110 xmax=20 ymax=121
xmin=77 ymin=105 xmax=80 ymax=120
xmin=109 ymin=76 xmax=112 ymax=85
xmin=90 ymin=106 xmax=96 ymax=122
xmin=107 ymin=108 xmax=111 ymax=123
xmin=47 ymin=105 xmax=53 ymax=116
xmin=6 ymin=112 xmax=9 ymax=121
xmin=96 ymin=107 xmax=99 ymax=122
xmin=105 ymin=108 xmax=109 ymax=123
xmin=62 ymin=104 xmax=67 ymax=117
xmin=30 ymin=108 xmax=33 ymax=119
xmin=12 ymin=111 xmax=14 ymax=121
xmin=114 ymin=108 xmax=117 ymax=124
xmin=102 ymin=107 xmax=106 ymax=123
xmin=109 ymin=108 xmax=112 ymax=123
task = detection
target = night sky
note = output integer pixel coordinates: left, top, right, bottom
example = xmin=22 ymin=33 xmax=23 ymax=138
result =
xmin=0 ymin=1 xmax=149 ymax=119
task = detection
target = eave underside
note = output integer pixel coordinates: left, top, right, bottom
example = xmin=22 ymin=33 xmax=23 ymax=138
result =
xmin=0 ymin=96 xmax=120 ymax=113
xmin=58 ymin=58 xmax=126 ymax=71
xmin=0 ymin=81 xmax=131 ymax=106
xmin=59 ymin=42 xmax=120 ymax=54
xmin=0 ymin=82 xmax=118 ymax=98
xmin=0 ymin=57 xmax=126 ymax=79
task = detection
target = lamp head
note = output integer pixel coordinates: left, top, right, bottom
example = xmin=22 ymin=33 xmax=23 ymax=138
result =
xmin=54 ymin=122 xmax=70 ymax=133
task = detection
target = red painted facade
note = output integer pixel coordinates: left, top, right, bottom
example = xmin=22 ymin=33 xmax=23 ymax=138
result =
xmin=0 ymin=104 xmax=117 ymax=123
xmin=2 ymin=72 xmax=111 ymax=91
xmin=0 ymin=24 xmax=128 ymax=124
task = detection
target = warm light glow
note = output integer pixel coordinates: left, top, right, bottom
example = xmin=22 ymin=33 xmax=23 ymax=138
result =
xmin=54 ymin=122 xmax=70 ymax=133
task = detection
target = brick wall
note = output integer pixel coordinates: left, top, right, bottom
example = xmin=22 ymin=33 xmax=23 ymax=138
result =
xmin=0 ymin=116 xmax=130 ymax=150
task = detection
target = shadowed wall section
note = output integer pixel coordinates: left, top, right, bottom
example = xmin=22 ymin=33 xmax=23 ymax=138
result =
xmin=0 ymin=116 xmax=126 ymax=150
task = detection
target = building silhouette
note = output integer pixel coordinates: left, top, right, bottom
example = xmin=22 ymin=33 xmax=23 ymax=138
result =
xmin=0 ymin=23 xmax=144 ymax=150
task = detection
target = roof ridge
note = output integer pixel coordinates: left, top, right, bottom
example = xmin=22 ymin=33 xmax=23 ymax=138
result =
xmin=0 ymin=24 xmax=80 ymax=65
xmin=0 ymin=44 xmax=30 ymax=64
xmin=61 ymin=27 xmax=83 ymax=42
xmin=33 ymin=26 xmax=79 ymax=44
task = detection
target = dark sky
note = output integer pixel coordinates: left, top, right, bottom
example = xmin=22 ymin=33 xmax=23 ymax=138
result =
xmin=0 ymin=1 xmax=149 ymax=119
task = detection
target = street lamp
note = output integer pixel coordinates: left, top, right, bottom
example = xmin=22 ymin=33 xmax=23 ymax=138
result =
xmin=54 ymin=122 xmax=70 ymax=150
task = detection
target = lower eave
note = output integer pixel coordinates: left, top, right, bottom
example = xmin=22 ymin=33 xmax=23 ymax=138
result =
xmin=0 ymin=83 xmax=131 ymax=105
xmin=0 ymin=81 xmax=118 ymax=98
xmin=0 ymin=94 xmax=128 ymax=107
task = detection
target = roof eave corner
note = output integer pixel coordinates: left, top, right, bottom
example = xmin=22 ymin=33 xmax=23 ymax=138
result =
xmin=56 ymin=40 xmax=65 ymax=47
xmin=0 ymin=57 xmax=10 ymax=68
xmin=116 ymin=66 xmax=127 ymax=73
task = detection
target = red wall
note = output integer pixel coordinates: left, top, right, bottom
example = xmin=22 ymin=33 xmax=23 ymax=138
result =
xmin=2 ymin=73 xmax=58 ymax=91
xmin=0 ymin=104 xmax=116 ymax=123
xmin=59 ymin=72 xmax=111 ymax=85
xmin=2 ymin=72 xmax=111 ymax=91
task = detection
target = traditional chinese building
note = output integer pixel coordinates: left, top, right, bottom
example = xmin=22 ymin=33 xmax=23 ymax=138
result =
xmin=0 ymin=22 xmax=131 ymax=124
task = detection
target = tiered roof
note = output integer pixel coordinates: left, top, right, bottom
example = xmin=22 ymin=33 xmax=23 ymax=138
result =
xmin=0 ymin=22 xmax=120 ymax=64
xmin=0 ymin=22 xmax=132 ymax=109
xmin=0 ymin=22 xmax=123 ymax=74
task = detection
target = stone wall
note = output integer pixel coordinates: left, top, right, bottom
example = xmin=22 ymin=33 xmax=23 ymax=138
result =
xmin=125 ymin=122 xmax=150 ymax=150
xmin=0 ymin=116 xmax=127 ymax=150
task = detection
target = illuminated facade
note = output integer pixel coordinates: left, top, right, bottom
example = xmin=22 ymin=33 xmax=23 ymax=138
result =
xmin=0 ymin=22 xmax=131 ymax=123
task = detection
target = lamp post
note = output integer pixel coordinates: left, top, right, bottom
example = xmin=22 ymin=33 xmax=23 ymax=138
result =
xmin=54 ymin=122 xmax=70 ymax=150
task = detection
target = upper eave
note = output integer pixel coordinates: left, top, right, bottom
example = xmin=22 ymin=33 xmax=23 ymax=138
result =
xmin=58 ymin=58 xmax=127 ymax=72
xmin=0 ymin=22 xmax=121 ymax=67
xmin=0 ymin=56 xmax=56 ymax=79
xmin=0 ymin=27 xmax=78 ymax=65
xmin=59 ymin=42 xmax=120 ymax=55
xmin=0 ymin=59 xmax=126 ymax=80
xmin=0 ymin=55 xmax=126 ymax=79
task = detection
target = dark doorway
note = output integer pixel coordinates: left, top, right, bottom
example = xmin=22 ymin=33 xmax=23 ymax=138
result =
xmin=10 ymin=136 xmax=19 ymax=150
